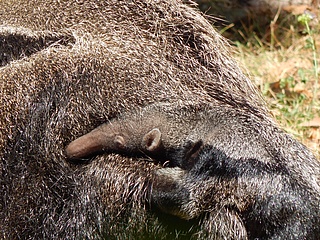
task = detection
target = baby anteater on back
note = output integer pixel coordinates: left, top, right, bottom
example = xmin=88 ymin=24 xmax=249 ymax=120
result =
xmin=67 ymin=103 xmax=320 ymax=239
xmin=66 ymin=104 xmax=202 ymax=167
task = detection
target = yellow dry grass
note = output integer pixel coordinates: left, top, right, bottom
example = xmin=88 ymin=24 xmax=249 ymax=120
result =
xmin=229 ymin=10 xmax=320 ymax=156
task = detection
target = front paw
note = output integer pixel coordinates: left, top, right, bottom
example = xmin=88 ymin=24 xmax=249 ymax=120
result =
xmin=152 ymin=167 xmax=199 ymax=220
xmin=155 ymin=167 xmax=187 ymax=182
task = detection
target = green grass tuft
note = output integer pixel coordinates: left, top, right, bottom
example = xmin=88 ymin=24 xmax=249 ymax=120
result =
xmin=220 ymin=9 xmax=320 ymax=156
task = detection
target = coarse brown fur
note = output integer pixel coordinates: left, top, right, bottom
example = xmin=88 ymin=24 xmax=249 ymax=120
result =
xmin=1 ymin=0 xmax=319 ymax=239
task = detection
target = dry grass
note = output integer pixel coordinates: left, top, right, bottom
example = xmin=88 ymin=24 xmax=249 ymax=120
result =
xmin=223 ymin=9 xmax=320 ymax=156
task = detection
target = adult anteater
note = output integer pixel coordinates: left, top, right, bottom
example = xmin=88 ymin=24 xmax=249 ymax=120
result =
xmin=1 ymin=0 xmax=319 ymax=239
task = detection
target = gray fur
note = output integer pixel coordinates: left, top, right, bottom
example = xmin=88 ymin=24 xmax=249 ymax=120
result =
xmin=1 ymin=0 xmax=319 ymax=239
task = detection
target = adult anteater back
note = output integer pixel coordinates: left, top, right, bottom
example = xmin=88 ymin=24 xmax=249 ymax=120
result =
xmin=1 ymin=0 xmax=319 ymax=239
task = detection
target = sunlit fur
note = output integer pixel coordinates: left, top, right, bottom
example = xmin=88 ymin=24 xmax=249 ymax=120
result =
xmin=1 ymin=0 xmax=319 ymax=239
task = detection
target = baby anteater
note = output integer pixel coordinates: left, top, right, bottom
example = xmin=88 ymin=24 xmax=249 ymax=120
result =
xmin=66 ymin=122 xmax=165 ymax=161
xmin=66 ymin=105 xmax=202 ymax=169
xmin=66 ymin=103 xmax=320 ymax=239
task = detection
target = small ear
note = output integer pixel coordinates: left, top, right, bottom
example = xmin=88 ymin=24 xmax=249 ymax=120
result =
xmin=114 ymin=135 xmax=126 ymax=149
xmin=186 ymin=140 xmax=203 ymax=159
xmin=142 ymin=128 xmax=162 ymax=152
xmin=183 ymin=140 xmax=203 ymax=170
